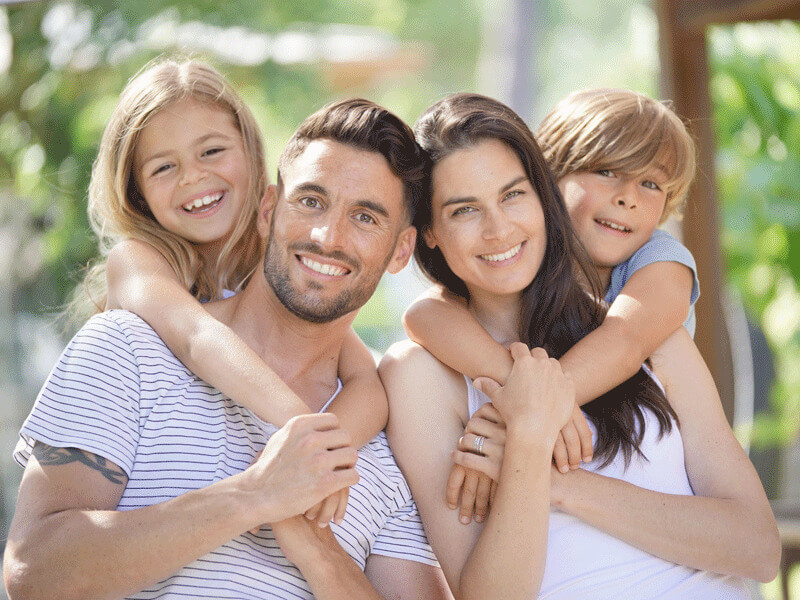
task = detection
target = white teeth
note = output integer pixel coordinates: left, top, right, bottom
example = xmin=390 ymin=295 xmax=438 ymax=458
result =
xmin=597 ymin=219 xmax=630 ymax=232
xmin=301 ymin=257 xmax=348 ymax=276
xmin=481 ymin=243 xmax=523 ymax=262
xmin=183 ymin=192 xmax=223 ymax=212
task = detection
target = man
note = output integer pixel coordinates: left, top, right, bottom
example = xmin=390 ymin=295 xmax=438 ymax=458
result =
xmin=4 ymin=99 xmax=448 ymax=599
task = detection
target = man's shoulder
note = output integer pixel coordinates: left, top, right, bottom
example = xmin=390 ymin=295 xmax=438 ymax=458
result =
xmin=80 ymin=310 xmax=177 ymax=359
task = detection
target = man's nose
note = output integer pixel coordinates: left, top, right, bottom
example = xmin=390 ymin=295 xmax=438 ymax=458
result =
xmin=309 ymin=213 xmax=348 ymax=250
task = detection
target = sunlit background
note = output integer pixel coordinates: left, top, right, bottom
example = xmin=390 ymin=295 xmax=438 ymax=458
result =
xmin=2 ymin=1 xmax=800 ymax=597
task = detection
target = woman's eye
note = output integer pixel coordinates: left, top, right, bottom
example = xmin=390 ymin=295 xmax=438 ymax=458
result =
xmin=503 ymin=189 xmax=523 ymax=201
xmin=451 ymin=206 xmax=475 ymax=217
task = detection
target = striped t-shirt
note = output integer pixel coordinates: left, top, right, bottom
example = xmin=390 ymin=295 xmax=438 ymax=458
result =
xmin=15 ymin=310 xmax=438 ymax=599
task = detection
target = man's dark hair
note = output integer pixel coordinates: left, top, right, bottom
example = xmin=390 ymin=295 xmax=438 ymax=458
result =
xmin=277 ymin=98 xmax=430 ymax=223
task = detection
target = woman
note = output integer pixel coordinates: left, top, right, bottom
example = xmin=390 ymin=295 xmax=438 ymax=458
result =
xmin=378 ymin=93 xmax=779 ymax=599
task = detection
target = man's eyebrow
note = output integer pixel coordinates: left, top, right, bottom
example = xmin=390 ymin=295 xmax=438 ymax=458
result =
xmin=292 ymin=183 xmax=329 ymax=196
xmin=441 ymin=175 xmax=529 ymax=208
xmin=355 ymin=199 xmax=390 ymax=218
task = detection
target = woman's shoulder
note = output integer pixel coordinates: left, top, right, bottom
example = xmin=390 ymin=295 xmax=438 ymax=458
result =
xmin=379 ymin=340 xmax=467 ymax=406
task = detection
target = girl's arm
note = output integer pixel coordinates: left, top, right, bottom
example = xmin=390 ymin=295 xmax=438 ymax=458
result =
xmin=105 ymin=239 xmax=311 ymax=425
xmin=559 ymin=260 xmax=694 ymax=406
xmin=550 ymin=327 xmax=780 ymax=582
xmin=326 ymin=329 xmax=388 ymax=448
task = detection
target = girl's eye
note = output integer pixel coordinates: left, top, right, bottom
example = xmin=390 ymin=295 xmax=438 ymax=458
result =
xmin=151 ymin=164 xmax=173 ymax=176
xmin=642 ymin=180 xmax=662 ymax=191
xmin=202 ymin=147 xmax=225 ymax=158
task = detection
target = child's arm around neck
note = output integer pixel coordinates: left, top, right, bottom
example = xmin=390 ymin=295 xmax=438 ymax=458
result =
xmin=105 ymin=239 xmax=385 ymax=447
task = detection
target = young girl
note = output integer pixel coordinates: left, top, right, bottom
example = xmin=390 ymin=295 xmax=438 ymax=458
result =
xmin=403 ymin=88 xmax=699 ymax=521
xmin=73 ymin=57 xmax=387 ymax=525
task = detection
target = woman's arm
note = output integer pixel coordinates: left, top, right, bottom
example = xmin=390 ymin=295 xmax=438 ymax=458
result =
xmin=560 ymin=260 xmax=693 ymax=406
xmin=105 ymin=239 xmax=311 ymax=425
xmin=380 ymin=341 xmax=572 ymax=600
xmin=328 ymin=328 xmax=388 ymax=448
xmin=551 ymin=328 xmax=780 ymax=582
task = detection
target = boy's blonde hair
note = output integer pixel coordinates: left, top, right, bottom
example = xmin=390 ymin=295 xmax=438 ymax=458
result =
xmin=72 ymin=57 xmax=266 ymax=322
xmin=537 ymin=88 xmax=696 ymax=224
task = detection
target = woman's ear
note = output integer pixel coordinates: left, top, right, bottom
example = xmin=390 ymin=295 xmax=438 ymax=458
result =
xmin=422 ymin=226 xmax=437 ymax=249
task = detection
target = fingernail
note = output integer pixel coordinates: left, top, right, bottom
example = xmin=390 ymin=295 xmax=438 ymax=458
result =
xmin=560 ymin=465 xmax=569 ymax=473
xmin=318 ymin=521 xmax=328 ymax=528
xmin=475 ymin=515 xmax=484 ymax=523
xmin=447 ymin=503 xmax=457 ymax=510
xmin=584 ymin=456 xmax=592 ymax=462
xmin=460 ymin=515 xmax=470 ymax=524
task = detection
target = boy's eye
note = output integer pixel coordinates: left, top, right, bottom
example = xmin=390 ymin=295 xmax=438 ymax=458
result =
xmin=595 ymin=169 xmax=615 ymax=177
xmin=642 ymin=180 xmax=662 ymax=191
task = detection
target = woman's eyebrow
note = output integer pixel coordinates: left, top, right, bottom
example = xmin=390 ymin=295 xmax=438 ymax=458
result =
xmin=440 ymin=175 xmax=529 ymax=209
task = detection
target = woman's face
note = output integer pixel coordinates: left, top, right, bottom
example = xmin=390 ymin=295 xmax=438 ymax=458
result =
xmin=424 ymin=139 xmax=547 ymax=300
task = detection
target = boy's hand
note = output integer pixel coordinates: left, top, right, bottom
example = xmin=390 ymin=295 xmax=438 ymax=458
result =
xmin=446 ymin=402 xmax=506 ymax=524
xmin=303 ymin=488 xmax=350 ymax=527
xmin=552 ymin=403 xmax=593 ymax=473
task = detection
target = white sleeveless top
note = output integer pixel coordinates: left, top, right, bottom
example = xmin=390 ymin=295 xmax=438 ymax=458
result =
xmin=466 ymin=376 xmax=752 ymax=599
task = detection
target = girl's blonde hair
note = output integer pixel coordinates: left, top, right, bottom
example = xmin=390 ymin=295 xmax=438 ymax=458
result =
xmin=537 ymin=88 xmax=696 ymax=223
xmin=71 ymin=56 xmax=266 ymax=322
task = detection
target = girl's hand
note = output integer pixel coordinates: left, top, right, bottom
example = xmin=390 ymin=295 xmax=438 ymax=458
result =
xmin=447 ymin=402 xmax=506 ymax=524
xmin=303 ymin=488 xmax=350 ymax=527
xmin=552 ymin=403 xmax=593 ymax=474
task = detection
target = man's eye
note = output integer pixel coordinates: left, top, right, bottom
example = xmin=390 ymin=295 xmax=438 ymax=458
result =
xmin=356 ymin=212 xmax=376 ymax=224
xmin=299 ymin=197 xmax=320 ymax=208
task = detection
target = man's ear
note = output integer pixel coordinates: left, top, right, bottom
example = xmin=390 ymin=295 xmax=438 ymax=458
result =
xmin=257 ymin=184 xmax=278 ymax=237
xmin=386 ymin=225 xmax=417 ymax=274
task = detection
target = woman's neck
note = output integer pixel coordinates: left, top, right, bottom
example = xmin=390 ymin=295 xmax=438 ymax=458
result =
xmin=467 ymin=288 xmax=523 ymax=347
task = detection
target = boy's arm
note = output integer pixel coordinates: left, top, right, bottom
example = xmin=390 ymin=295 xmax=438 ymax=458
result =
xmin=561 ymin=260 xmax=693 ymax=406
xmin=403 ymin=287 xmax=513 ymax=384
xmin=105 ymin=239 xmax=311 ymax=425
xmin=327 ymin=329 xmax=388 ymax=448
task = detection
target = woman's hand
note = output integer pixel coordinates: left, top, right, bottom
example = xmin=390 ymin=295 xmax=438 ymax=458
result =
xmin=447 ymin=402 xmax=506 ymax=524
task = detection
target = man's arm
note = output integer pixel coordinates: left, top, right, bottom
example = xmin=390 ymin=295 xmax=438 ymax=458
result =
xmin=271 ymin=516 xmax=450 ymax=600
xmin=4 ymin=414 xmax=358 ymax=600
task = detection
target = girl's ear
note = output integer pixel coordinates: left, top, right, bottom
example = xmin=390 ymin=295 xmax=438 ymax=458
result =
xmin=422 ymin=226 xmax=437 ymax=249
xmin=257 ymin=184 xmax=278 ymax=237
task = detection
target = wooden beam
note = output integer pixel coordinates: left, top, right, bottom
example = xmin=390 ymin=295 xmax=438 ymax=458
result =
xmin=656 ymin=0 xmax=737 ymax=424
xmin=675 ymin=0 xmax=800 ymax=32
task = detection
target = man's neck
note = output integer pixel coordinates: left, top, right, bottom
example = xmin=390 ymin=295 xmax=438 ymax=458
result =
xmin=205 ymin=274 xmax=354 ymax=411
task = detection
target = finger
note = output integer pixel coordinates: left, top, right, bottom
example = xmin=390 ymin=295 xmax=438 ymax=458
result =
xmin=452 ymin=449 xmax=500 ymax=482
xmin=473 ymin=377 xmax=501 ymax=396
xmin=510 ymin=342 xmax=531 ymax=360
xmin=490 ymin=480 xmax=498 ymax=505
xmin=314 ymin=492 xmax=340 ymax=527
xmin=321 ymin=446 xmax=359 ymax=471
xmin=305 ymin=500 xmax=323 ymax=522
xmin=464 ymin=418 xmax=506 ymax=444
xmin=560 ymin=421 xmax=582 ymax=470
xmin=290 ymin=411 xmax=340 ymax=432
xmin=473 ymin=402 xmax=504 ymax=424
xmin=459 ymin=469 xmax=480 ymax=525
xmin=446 ymin=463 xmax=466 ymax=510
xmin=552 ymin=433 xmax=569 ymax=474
xmin=474 ymin=473 xmax=492 ymax=523
xmin=574 ymin=409 xmax=594 ymax=463
xmin=333 ymin=487 xmax=349 ymax=524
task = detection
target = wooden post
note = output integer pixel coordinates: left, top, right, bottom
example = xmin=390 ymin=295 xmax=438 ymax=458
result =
xmin=656 ymin=0 xmax=736 ymax=422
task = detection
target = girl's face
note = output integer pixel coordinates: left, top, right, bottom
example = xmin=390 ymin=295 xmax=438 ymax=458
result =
xmin=558 ymin=167 xmax=667 ymax=286
xmin=425 ymin=139 xmax=546 ymax=301
xmin=133 ymin=98 xmax=250 ymax=256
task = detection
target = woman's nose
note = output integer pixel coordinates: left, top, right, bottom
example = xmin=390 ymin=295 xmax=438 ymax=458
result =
xmin=482 ymin=208 xmax=513 ymax=239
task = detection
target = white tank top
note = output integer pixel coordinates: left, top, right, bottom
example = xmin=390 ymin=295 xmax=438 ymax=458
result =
xmin=466 ymin=375 xmax=752 ymax=599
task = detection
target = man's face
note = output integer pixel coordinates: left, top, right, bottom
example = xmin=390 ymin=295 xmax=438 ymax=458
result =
xmin=261 ymin=139 xmax=416 ymax=323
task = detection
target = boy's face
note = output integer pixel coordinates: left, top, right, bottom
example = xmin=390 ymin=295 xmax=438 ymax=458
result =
xmin=558 ymin=168 xmax=667 ymax=286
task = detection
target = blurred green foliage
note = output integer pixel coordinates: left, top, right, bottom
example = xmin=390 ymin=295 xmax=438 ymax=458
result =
xmin=710 ymin=22 xmax=800 ymax=447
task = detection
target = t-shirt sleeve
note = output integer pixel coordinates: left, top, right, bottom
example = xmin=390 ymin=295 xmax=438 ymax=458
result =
xmin=371 ymin=491 xmax=440 ymax=567
xmin=14 ymin=313 xmax=141 ymax=476
xmin=607 ymin=230 xmax=700 ymax=336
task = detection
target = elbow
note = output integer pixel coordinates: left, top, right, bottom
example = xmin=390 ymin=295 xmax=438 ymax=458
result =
xmin=751 ymin=524 xmax=781 ymax=583
xmin=4 ymin=545 xmax=88 ymax=600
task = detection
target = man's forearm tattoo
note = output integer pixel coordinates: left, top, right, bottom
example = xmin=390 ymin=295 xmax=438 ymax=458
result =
xmin=32 ymin=443 xmax=127 ymax=485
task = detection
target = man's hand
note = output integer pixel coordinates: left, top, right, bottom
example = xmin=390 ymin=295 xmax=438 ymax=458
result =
xmin=244 ymin=413 xmax=359 ymax=525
